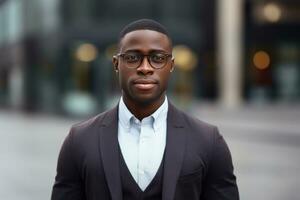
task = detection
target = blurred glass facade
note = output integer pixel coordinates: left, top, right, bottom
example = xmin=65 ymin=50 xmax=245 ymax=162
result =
xmin=244 ymin=0 xmax=300 ymax=104
xmin=0 ymin=0 xmax=299 ymax=117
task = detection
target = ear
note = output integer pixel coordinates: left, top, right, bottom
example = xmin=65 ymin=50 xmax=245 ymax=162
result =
xmin=170 ymin=57 xmax=175 ymax=72
xmin=112 ymin=56 xmax=119 ymax=72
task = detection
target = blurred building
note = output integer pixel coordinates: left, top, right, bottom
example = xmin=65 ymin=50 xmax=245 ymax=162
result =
xmin=244 ymin=0 xmax=300 ymax=104
xmin=0 ymin=0 xmax=299 ymax=117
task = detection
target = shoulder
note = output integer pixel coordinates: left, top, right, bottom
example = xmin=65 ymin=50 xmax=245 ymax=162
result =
xmin=168 ymin=103 xmax=222 ymax=151
xmin=169 ymin=102 xmax=218 ymax=135
xmin=69 ymin=106 xmax=118 ymax=139
xmin=182 ymin=110 xmax=217 ymax=132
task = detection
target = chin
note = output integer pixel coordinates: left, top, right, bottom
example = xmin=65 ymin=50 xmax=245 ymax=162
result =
xmin=133 ymin=93 xmax=165 ymax=106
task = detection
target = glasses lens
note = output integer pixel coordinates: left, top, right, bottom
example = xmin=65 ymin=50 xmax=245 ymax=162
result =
xmin=150 ymin=53 xmax=168 ymax=68
xmin=122 ymin=53 xmax=141 ymax=68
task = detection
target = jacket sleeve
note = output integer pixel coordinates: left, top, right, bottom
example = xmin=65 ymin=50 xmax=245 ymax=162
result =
xmin=201 ymin=127 xmax=239 ymax=200
xmin=51 ymin=128 xmax=85 ymax=200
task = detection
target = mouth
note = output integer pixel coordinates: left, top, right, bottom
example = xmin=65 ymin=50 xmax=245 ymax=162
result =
xmin=133 ymin=79 xmax=158 ymax=90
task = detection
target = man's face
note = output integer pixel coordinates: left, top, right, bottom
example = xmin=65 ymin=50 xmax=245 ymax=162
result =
xmin=113 ymin=30 xmax=174 ymax=106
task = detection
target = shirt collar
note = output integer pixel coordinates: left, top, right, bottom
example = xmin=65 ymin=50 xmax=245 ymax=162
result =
xmin=118 ymin=97 xmax=134 ymax=131
xmin=151 ymin=96 xmax=168 ymax=131
xmin=118 ymin=96 xmax=168 ymax=132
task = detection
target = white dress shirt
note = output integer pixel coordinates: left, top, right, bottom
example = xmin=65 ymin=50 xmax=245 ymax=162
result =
xmin=118 ymin=97 xmax=168 ymax=191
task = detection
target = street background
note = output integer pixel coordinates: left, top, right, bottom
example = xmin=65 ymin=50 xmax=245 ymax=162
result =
xmin=0 ymin=0 xmax=300 ymax=199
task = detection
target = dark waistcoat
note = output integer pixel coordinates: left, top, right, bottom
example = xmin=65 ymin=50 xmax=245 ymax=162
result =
xmin=119 ymin=151 xmax=165 ymax=200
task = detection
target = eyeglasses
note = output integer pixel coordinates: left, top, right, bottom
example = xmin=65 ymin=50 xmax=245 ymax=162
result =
xmin=115 ymin=52 xmax=172 ymax=69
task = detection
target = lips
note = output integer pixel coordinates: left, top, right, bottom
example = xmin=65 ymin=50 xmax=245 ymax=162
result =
xmin=133 ymin=79 xmax=158 ymax=90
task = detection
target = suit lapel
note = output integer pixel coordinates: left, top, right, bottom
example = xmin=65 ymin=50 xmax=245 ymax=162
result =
xmin=98 ymin=106 xmax=123 ymax=200
xmin=162 ymin=103 xmax=187 ymax=200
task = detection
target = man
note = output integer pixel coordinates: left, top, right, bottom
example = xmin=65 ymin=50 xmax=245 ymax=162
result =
xmin=51 ymin=19 xmax=239 ymax=200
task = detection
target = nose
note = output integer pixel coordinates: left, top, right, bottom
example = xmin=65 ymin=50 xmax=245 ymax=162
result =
xmin=136 ymin=56 xmax=154 ymax=75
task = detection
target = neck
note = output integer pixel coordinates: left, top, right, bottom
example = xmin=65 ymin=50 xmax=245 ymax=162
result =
xmin=122 ymin=95 xmax=166 ymax=121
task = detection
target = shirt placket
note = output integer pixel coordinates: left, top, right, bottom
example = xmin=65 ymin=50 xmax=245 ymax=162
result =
xmin=137 ymin=119 xmax=153 ymax=191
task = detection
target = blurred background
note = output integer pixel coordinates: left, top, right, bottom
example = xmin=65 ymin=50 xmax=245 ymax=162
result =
xmin=0 ymin=0 xmax=300 ymax=199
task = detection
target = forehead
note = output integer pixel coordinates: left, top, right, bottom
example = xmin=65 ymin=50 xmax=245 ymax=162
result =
xmin=119 ymin=30 xmax=172 ymax=53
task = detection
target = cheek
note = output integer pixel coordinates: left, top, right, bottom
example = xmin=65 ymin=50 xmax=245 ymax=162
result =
xmin=118 ymin=74 xmax=126 ymax=88
xmin=118 ymin=70 xmax=131 ymax=88
xmin=159 ymin=71 xmax=171 ymax=86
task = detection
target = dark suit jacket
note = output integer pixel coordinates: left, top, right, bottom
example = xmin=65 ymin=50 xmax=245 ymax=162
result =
xmin=51 ymin=103 xmax=239 ymax=200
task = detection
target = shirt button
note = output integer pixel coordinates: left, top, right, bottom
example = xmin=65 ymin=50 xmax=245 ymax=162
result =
xmin=139 ymin=170 xmax=144 ymax=175
xmin=135 ymin=119 xmax=139 ymax=124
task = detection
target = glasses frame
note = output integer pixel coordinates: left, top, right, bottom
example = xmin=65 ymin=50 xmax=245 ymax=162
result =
xmin=115 ymin=52 xmax=173 ymax=69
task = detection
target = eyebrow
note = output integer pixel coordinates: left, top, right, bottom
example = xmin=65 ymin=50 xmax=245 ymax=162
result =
xmin=123 ymin=49 xmax=170 ymax=54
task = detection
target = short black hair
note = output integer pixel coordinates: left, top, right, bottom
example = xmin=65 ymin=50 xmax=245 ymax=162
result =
xmin=118 ymin=19 xmax=172 ymax=51
xmin=119 ymin=19 xmax=170 ymax=39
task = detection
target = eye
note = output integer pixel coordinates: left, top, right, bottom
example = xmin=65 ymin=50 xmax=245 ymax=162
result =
xmin=123 ymin=53 xmax=140 ymax=63
xmin=150 ymin=53 xmax=166 ymax=63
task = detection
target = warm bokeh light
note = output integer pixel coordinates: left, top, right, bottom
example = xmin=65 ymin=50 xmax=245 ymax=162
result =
xmin=253 ymin=50 xmax=271 ymax=70
xmin=263 ymin=3 xmax=282 ymax=23
xmin=173 ymin=45 xmax=198 ymax=71
xmin=75 ymin=43 xmax=98 ymax=62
